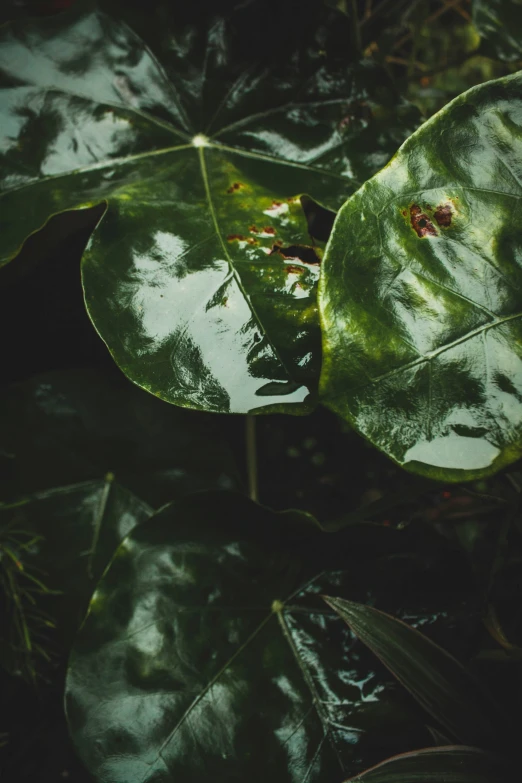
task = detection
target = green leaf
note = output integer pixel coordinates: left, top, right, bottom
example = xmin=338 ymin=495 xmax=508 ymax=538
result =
xmin=342 ymin=746 xmax=508 ymax=783
xmin=319 ymin=70 xmax=522 ymax=481
xmin=0 ymin=369 xmax=240 ymax=506
xmin=66 ymin=490 xmax=483 ymax=783
xmin=0 ymin=1 xmax=417 ymax=414
xmin=473 ymin=0 xmax=522 ymax=62
xmin=323 ymin=596 xmax=508 ymax=750
xmin=0 ymin=477 xmax=152 ymax=650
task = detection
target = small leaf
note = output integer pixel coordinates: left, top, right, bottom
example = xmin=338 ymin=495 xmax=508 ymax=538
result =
xmin=343 ymin=746 xmax=508 ymax=783
xmin=320 ymin=70 xmax=522 ymax=480
xmin=323 ymin=596 xmax=508 ymax=749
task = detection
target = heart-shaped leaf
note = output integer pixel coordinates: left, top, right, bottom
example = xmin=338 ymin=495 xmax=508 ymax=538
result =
xmin=342 ymin=746 xmax=508 ymax=783
xmin=66 ymin=490 xmax=484 ymax=783
xmin=319 ymin=71 xmax=522 ymax=480
xmin=0 ymin=1 xmax=417 ymax=413
xmin=323 ymin=596 xmax=508 ymax=750
xmin=473 ymin=0 xmax=522 ymax=62
xmin=0 ymin=369 xmax=240 ymax=505
xmin=0 ymin=477 xmax=152 ymax=656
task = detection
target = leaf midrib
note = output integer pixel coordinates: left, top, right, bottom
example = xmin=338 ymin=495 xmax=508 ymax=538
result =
xmin=149 ymin=594 xmax=344 ymax=781
xmin=197 ymin=146 xmax=295 ymax=387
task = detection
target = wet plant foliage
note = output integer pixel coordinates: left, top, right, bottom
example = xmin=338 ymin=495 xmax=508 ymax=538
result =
xmin=1 ymin=1 xmax=522 ymax=782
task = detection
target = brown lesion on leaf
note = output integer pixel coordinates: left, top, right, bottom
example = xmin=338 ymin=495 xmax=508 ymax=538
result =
xmin=226 ymin=234 xmax=258 ymax=245
xmin=285 ymin=265 xmax=305 ymax=274
xmin=270 ymin=244 xmax=321 ymax=265
xmin=434 ymin=203 xmax=452 ymax=227
xmin=249 ymin=225 xmax=276 ymax=236
xmin=410 ymin=204 xmax=437 ymax=237
xmin=226 ymin=182 xmax=243 ymax=194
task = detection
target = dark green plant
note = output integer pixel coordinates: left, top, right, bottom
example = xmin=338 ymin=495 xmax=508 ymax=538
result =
xmin=1 ymin=1 xmax=522 ymax=782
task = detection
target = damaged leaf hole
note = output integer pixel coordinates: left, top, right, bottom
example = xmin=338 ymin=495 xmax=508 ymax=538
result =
xmin=270 ymin=244 xmax=321 ymax=265
xmin=407 ymin=202 xmax=453 ymax=237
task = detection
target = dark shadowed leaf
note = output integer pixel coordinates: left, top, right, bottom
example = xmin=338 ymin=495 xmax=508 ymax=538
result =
xmin=0 ymin=1 xmax=417 ymax=414
xmin=0 ymin=369 xmax=240 ymax=506
xmin=323 ymin=596 xmax=508 ymax=750
xmin=0 ymin=477 xmax=152 ymax=648
xmin=342 ymin=745 xmax=508 ymax=783
xmin=473 ymin=0 xmax=522 ymax=62
xmin=320 ymin=71 xmax=522 ymax=481
xmin=66 ymin=491 xmax=484 ymax=783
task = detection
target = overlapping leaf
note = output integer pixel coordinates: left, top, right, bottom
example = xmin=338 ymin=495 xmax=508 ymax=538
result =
xmin=342 ymin=746 xmax=507 ymax=783
xmin=66 ymin=491 xmax=483 ymax=783
xmin=319 ymin=71 xmax=522 ymax=480
xmin=323 ymin=597 xmax=508 ymax=750
xmin=0 ymin=0 xmax=417 ymax=413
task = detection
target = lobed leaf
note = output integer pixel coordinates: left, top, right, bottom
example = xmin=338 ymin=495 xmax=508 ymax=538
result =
xmin=0 ymin=1 xmax=417 ymax=414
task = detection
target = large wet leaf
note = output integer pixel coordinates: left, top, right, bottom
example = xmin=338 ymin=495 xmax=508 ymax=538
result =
xmin=342 ymin=746 xmax=508 ymax=783
xmin=319 ymin=71 xmax=522 ymax=481
xmin=0 ymin=369 xmax=239 ymax=505
xmin=323 ymin=597 xmax=508 ymax=749
xmin=0 ymin=1 xmax=417 ymax=414
xmin=473 ymin=0 xmax=522 ymax=62
xmin=66 ymin=491 xmax=483 ymax=783
xmin=0 ymin=477 xmax=152 ymax=651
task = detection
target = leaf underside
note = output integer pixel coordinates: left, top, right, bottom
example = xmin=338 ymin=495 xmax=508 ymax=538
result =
xmin=0 ymin=1 xmax=417 ymax=414
xmin=320 ymin=70 xmax=522 ymax=481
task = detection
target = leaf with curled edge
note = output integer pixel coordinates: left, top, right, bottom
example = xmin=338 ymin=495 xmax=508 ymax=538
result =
xmin=0 ymin=0 xmax=418 ymax=414
xmin=319 ymin=70 xmax=522 ymax=481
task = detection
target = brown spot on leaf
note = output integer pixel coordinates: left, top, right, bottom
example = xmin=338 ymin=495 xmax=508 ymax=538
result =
xmin=263 ymin=226 xmax=276 ymax=235
xmin=227 ymin=234 xmax=246 ymax=241
xmin=286 ymin=265 xmax=305 ymax=274
xmin=434 ymin=203 xmax=452 ymax=227
xmin=248 ymin=225 xmax=259 ymax=233
xmin=410 ymin=204 xmax=437 ymax=237
xmin=226 ymin=182 xmax=243 ymax=194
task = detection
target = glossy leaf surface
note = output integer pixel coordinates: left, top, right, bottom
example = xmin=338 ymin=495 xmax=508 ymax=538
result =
xmin=0 ymin=369 xmax=239 ymax=506
xmin=0 ymin=478 xmax=152 ymax=645
xmin=473 ymin=0 xmax=522 ymax=62
xmin=0 ymin=1 xmax=417 ymax=414
xmin=320 ymin=71 xmax=522 ymax=480
xmin=66 ymin=491 xmax=483 ymax=783
xmin=342 ymin=746 xmax=507 ymax=783
xmin=323 ymin=597 xmax=507 ymax=750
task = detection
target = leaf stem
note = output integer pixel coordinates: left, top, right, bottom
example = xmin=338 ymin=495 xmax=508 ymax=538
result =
xmin=350 ymin=0 xmax=362 ymax=55
xmin=245 ymin=416 xmax=259 ymax=503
